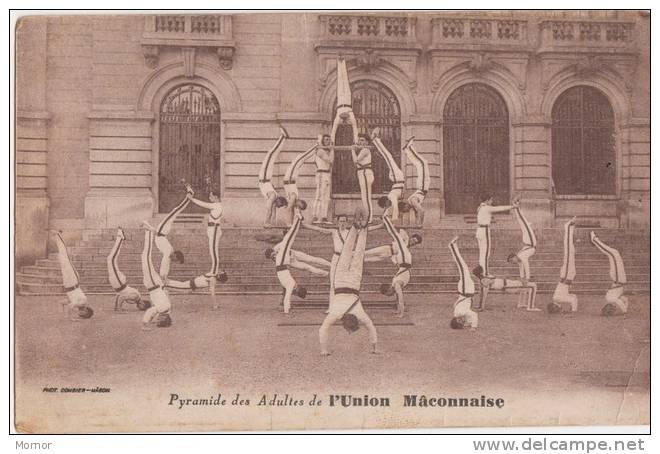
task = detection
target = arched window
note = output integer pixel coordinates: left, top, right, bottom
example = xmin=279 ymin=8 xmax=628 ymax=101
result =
xmin=552 ymin=86 xmax=616 ymax=195
xmin=159 ymin=84 xmax=221 ymax=212
xmin=333 ymin=80 xmax=402 ymax=194
xmin=443 ymin=83 xmax=510 ymax=214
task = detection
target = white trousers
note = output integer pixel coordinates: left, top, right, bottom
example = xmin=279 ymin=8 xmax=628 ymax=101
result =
xmin=329 ymin=253 xmax=339 ymax=296
xmin=157 ymin=196 xmax=190 ymax=236
xmin=560 ymin=223 xmax=576 ymax=282
xmin=154 ymin=235 xmax=173 ymax=281
xmin=166 ymin=275 xmax=210 ymax=291
xmin=277 ymin=268 xmax=296 ymax=313
xmin=207 ymin=224 xmax=222 ymax=276
xmin=107 ymin=236 xmax=126 ymax=291
xmin=154 ymin=195 xmax=188 ymax=280
xmin=388 ymin=186 xmax=403 ymax=220
xmin=314 ymin=172 xmax=331 ymax=220
xmin=364 ymin=245 xmax=392 ymax=263
xmin=448 ymin=241 xmax=475 ymax=296
xmin=54 ymin=234 xmax=79 ymax=289
xmin=291 ymin=251 xmax=330 ymax=275
xmin=516 ymin=246 xmax=536 ymax=281
xmin=142 ymin=230 xmax=164 ymax=290
xmin=475 ymin=226 xmax=491 ymax=276
xmin=357 ymin=169 xmax=374 ymax=223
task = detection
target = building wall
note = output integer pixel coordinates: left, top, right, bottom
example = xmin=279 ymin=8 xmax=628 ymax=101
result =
xmin=16 ymin=16 xmax=50 ymax=264
xmin=46 ymin=16 xmax=92 ymax=225
xmin=15 ymin=11 xmax=650 ymax=262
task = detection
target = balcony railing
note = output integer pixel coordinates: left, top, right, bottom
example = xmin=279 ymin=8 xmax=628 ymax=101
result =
xmin=430 ymin=15 xmax=637 ymax=52
xmin=141 ymin=14 xmax=235 ymax=69
xmin=540 ymin=20 xmax=635 ymax=48
xmin=319 ymin=15 xmax=417 ymax=42
xmin=431 ymin=17 xmax=529 ymax=46
xmin=144 ymin=14 xmax=233 ymax=39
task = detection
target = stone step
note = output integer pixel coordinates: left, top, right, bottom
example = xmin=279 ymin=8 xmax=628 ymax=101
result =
xmin=23 ymin=267 xmax=652 ymax=286
xmin=20 ymin=261 xmax=652 ymax=276
xmin=17 ymin=281 xmax=651 ymax=296
xmin=66 ymin=235 xmax=651 ymax=250
xmin=81 ymin=229 xmax=650 ymax=244
xmin=71 ymin=241 xmax=648 ymax=256
xmin=23 ymin=258 xmax=653 ymax=271
xmin=76 ymin=227 xmax=652 ymax=237
xmin=76 ymin=243 xmax=650 ymax=255
xmin=17 ymin=265 xmax=652 ymax=281
xmin=45 ymin=245 xmax=649 ymax=263
xmin=21 ymin=227 xmax=649 ymax=297
xmin=107 ymin=226 xmax=642 ymax=235
xmin=16 ymin=272 xmax=650 ymax=286
xmin=41 ymin=260 xmax=651 ymax=273
xmin=66 ymin=237 xmax=653 ymax=248
xmin=26 ymin=259 xmax=651 ymax=273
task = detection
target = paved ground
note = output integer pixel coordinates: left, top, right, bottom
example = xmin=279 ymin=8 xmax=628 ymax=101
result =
xmin=14 ymin=292 xmax=649 ymax=433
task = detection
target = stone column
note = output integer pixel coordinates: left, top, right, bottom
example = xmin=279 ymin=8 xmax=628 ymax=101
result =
xmin=511 ymin=119 xmax=554 ymax=227
xmin=16 ymin=16 xmax=50 ymax=265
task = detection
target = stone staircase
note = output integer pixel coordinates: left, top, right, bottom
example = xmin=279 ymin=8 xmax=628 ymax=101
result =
xmin=16 ymin=218 xmax=650 ymax=297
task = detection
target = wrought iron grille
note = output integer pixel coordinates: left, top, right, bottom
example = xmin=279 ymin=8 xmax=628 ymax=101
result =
xmin=159 ymin=84 xmax=221 ymax=212
xmin=552 ymin=85 xmax=616 ymax=195
xmin=333 ymin=80 xmax=402 ymax=195
xmin=443 ymin=83 xmax=510 ymax=214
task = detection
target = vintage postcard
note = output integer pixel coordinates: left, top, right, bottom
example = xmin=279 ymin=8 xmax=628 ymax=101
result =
xmin=13 ymin=10 xmax=649 ymax=433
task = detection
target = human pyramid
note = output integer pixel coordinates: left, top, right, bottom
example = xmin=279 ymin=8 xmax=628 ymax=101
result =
xmin=257 ymin=58 xmax=429 ymax=354
xmin=48 ymin=58 xmax=630 ymax=356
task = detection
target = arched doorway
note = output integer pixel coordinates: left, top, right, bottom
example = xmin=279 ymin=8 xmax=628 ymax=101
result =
xmin=158 ymin=84 xmax=222 ymax=212
xmin=332 ymin=80 xmax=402 ymax=195
xmin=443 ymin=83 xmax=510 ymax=214
xmin=551 ymin=86 xmax=616 ymax=195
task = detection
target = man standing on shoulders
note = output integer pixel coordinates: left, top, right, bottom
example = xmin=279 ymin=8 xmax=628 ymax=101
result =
xmin=313 ymin=134 xmax=334 ymax=224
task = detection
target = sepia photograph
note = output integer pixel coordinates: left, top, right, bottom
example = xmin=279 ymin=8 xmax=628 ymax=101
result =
xmin=12 ymin=9 xmax=650 ymax=434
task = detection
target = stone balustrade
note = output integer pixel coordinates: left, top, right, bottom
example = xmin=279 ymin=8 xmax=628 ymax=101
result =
xmin=431 ymin=17 xmax=529 ymax=45
xmin=319 ymin=14 xmax=417 ymax=41
xmin=431 ymin=15 xmax=635 ymax=51
xmin=148 ymin=14 xmax=232 ymax=37
xmin=539 ymin=19 xmax=635 ymax=49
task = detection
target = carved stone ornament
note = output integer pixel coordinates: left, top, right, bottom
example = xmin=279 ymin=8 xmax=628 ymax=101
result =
xmin=142 ymin=45 xmax=159 ymax=68
xmin=571 ymin=55 xmax=607 ymax=78
xmin=182 ymin=47 xmax=196 ymax=78
xmin=354 ymin=49 xmax=385 ymax=73
xmin=467 ymin=52 xmax=494 ymax=73
xmin=217 ymin=47 xmax=234 ymax=70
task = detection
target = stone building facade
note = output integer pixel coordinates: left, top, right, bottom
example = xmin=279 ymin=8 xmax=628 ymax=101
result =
xmin=15 ymin=11 xmax=650 ymax=263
